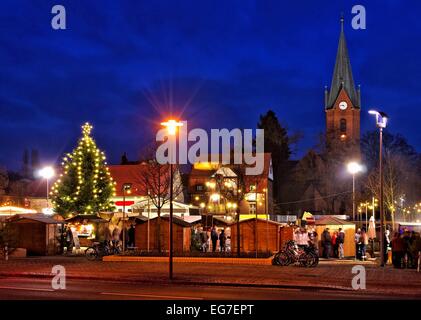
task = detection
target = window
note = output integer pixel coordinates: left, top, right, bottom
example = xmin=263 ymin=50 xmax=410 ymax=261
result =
xmin=250 ymin=203 xmax=256 ymax=214
xmin=196 ymin=185 xmax=204 ymax=191
xmin=250 ymin=184 xmax=256 ymax=191
xmin=340 ymin=118 xmax=347 ymax=133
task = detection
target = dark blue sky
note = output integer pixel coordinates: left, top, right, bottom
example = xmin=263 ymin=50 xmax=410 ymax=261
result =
xmin=1 ymin=0 xmax=420 ymax=171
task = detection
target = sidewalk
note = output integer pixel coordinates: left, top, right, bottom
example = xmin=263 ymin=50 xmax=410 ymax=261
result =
xmin=0 ymin=256 xmax=420 ymax=296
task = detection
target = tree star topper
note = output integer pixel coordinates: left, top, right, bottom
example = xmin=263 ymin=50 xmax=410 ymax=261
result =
xmin=82 ymin=122 xmax=93 ymax=136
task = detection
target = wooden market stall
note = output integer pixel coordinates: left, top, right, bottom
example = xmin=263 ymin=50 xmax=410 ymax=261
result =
xmin=6 ymin=214 xmax=62 ymax=256
xmin=135 ymin=215 xmax=192 ymax=252
xmin=65 ymin=214 xmax=109 ymax=247
xmin=315 ymin=216 xmax=356 ymax=258
xmin=230 ymin=218 xmax=282 ymax=253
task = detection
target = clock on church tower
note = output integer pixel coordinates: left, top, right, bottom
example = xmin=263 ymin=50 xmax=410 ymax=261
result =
xmin=324 ymin=17 xmax=361 ymax=155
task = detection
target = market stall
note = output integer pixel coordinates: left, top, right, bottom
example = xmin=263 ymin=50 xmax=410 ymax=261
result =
xmin=6 ymin=214 xmax=62 ymax=256
xmin=315 ymin=216 xmax=356 ymax=258
xmin=65 ymin=214 xmax=109 ymax=248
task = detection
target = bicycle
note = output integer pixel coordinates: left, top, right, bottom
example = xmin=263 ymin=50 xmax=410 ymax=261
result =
xmin=272 ymin=240 xmax=319 ymax=267
xmin=85 ymin=241 xmax=121 ymax=261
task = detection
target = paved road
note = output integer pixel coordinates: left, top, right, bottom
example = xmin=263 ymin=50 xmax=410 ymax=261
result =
xmin=0 ymin=277 xmax=418 ymax=300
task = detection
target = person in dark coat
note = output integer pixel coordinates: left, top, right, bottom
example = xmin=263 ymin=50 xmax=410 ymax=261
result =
xmin=321 ymin=228 xmax=331 ymax=259
xmin=128 ymin=224 xmax=135 ymax=248
xmin=211 ymin=226 xmax=218 ymax=252
xmin=391 ymin=232 xmax=405 ymax=268
xmin=219 ymin=229 xmax=226 ymax=252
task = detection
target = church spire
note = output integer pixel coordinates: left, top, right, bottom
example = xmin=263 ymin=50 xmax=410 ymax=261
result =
xmin=325 ymin=16 xmax=359 ymax=109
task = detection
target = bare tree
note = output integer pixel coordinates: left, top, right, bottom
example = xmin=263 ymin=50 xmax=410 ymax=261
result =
xmin=366 ymin=151 xmax=412 ymax=227
xmin=135 ymin=145 xmax=184 ymax=253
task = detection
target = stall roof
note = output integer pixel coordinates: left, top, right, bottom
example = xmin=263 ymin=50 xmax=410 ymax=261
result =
xmin=315 ymin=216 xmax=354 ymax=226
xmin=398 ymin=222 xmax=421 ymax=226
xmin=65 ymin=214 xmax=108 ymax=224
xmin=7 ymin=214 xmax=60 ymax=224
xmin=233 ymin=217 xmax=284 ymax=226
xmin=135 ymin=214 xmax=192 ymax=227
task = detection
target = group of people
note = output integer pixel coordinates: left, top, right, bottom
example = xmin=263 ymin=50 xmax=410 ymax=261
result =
xmin=199 ymin=226 xmax=228 ymax=253
xmin=321 ymin=227 xmax=346 ymax=259
xmin=64 ymin=223 xmax=136 ymax=254
xmin=389 ymin=229 xmax=421 ymax=269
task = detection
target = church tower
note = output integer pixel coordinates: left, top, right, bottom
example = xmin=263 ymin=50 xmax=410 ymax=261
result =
xmin=325 ymin=17 xmax=361 ymax=157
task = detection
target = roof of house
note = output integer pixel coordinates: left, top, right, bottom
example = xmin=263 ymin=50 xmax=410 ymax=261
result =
xmin=108 ymin=164 xmax=149 ymax=197
xmin=188 ymin=153 xmax=272 ymax=193
xmin=190 ymin=153 xmax=272 ymax=177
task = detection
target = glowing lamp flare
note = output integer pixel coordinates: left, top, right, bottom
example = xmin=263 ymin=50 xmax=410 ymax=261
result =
xmin=39 ymin=166 xmax=55 ymax=179
xmin=347 ymin=162 xmax=362 ymax=175
xmin=161 ymin=119 xmax=183 ymax=135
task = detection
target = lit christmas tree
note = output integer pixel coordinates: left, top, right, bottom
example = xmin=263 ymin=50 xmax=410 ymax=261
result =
xmin=51 ymin=123 xmax=116 ymax=217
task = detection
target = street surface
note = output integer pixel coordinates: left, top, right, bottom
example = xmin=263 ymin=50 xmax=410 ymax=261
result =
xmin=0 ymin=277 xmax=417 ymax=300
xmin=0 ymin=257 xmax=420 ymax=299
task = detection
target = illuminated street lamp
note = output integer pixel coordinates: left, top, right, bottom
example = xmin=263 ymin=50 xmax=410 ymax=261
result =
xmin=161 ymin=119 xmax=183 ymax=280
xmin=369 ymin=109 xmax=388 ymax=267
xmin=38 ymin=166 xmax=55 ymax=209
xmin=347 ymin=162 xmax=362 ymax=222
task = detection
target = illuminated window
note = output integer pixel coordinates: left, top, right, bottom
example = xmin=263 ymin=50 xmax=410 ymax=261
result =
xmin=250 ymin=184 xmax=256 ymax=191
xmin=250 ymin=203 xmax=256 ymax=214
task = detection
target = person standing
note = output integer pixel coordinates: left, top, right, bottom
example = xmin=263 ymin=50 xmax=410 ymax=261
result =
xmin=296 ymin=228 xmax=309 ymax=249
xmin=360 ymin=228 xmax=368 ymax=261
xmin=337 ymin=228 xmax=345 ymax=259
xmin=354 ymin=228 xmax=361 ymax=260
xmin=321 ymin=228 xmax=331 ymax=259
xmin=200 ymin=228 xmax=208 ymax=252
xmin=211 ymin=226 xmax=218 ymax=252
xmin=112 ymin=225 xmax=120 ymax=249
xmin=128 ymin=224 xmax=135 ymax=248
xmin=65 ymin=226 xmax=74 ymax=255
xmin=219 ymin=229 xmax=226 ymax=252
xmin=391 ymin=232 xmax=405 ymax=268
xmin=384 ymin=228 xmax=391 ymax=264
xmin=331 ymin=231 xmax=338 ymax=258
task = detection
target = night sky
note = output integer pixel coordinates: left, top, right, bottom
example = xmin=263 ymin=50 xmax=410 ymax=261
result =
xmin=1 ymin=0 xmax=420 ymax=171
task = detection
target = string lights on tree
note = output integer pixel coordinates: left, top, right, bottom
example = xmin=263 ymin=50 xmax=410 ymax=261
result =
xmin=51 ymin=122 xmax=116 ymax=217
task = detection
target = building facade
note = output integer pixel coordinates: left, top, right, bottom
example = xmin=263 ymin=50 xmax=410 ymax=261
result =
xmin=188 ymin=153 xmax=274 ymax=222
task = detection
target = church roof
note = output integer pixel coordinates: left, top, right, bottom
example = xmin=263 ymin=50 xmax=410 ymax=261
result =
xmin=326 ymin=17 xmax=359 ymax=109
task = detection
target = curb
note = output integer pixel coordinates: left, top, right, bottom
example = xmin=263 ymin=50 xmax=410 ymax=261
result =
xmin=102 ymin=256 xmax=273 ymax=265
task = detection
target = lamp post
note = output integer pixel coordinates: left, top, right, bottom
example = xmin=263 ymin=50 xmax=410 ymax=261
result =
xmin=347 ymin=162 xmax=362 ymax=223
xmin=369 ymin=109 xmax=388 ymax=267
xmin=122 ymin=183 xmax=132 ymax=252
xmin=38 ymin=166 xmax=55 ymax=209
xmin=161 ymin=119 xmax=183 ymax=280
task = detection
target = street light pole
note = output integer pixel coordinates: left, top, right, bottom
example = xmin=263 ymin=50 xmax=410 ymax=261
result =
xmin=161 ymin=119 xmax=183 ymax=280
xmin=352 ymin=173 xmax=356 ymax=222
xmin=169 ymin=160 xmax=174 ymax=279
xmin=369 ymin=110 xmax=388 ymax=267
xmin=121 ymin=183 xmax=132 ymax=253
xmin=347 ymin=162 xmax=362 ymax=223
xmin=379 ymin=126 xmax=385 ymax=266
